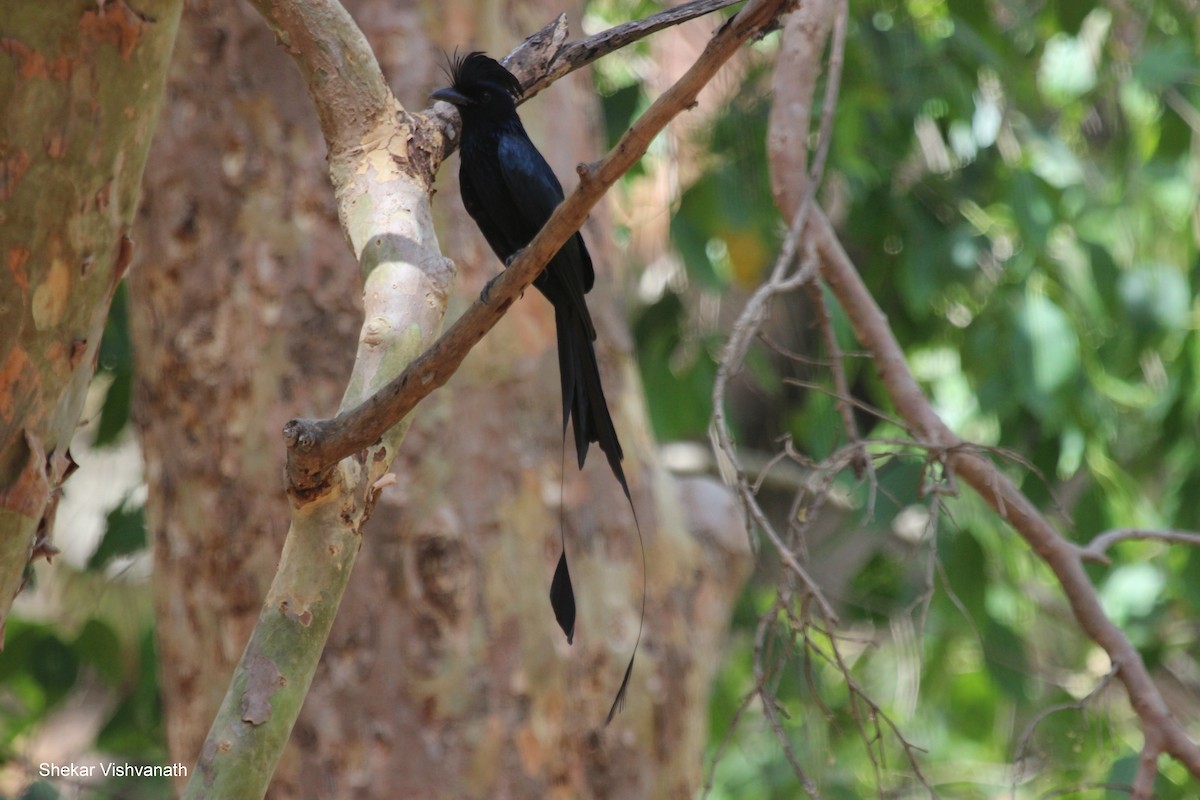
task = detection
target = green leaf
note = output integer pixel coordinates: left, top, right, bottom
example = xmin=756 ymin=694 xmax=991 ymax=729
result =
xmin=601 ymin=83 xmax=643 ymax=152
xmin=97 ymin=631 xmax=164 ymax=758
xmin=18 ymin=781 xmax=62 ymax=800
xmin=98 ymin=282 xmax=132 ymax=372
xmin=1133 ymin=39 xmax=1200 ymax=92
xmin=790 ymin=388 xmax=840 ymax=461
xmin=945 ymin=665 xmax=995 ymax=741
xmin=1038 ymin=32 xmax=1098 ymax=105
xmin=1118 ymin=263 xmax=1190 ymax=336
xmin=981 ymin=618 xmax=1029 ymax=702
xmin=74 ymin=619 xmax=124 ymax=685
xmin=1009 ymin=172 xmax=1056 ymax=253
xmin=1182 ymin=550 xmax=1200 ymax=614
xmin=670 ymin=176 xmax=725 ymax=289
xmin=633 ymin=294 xmax=715 ymax=440
xmin=1101 ymin=563 xmax=1164 ymax=625
xmin=94 ymin=366 xmax=133 ymax=447
xmin=1051 ymin=0 xmax=1093 ymax=33
xmin=88 ymin=501 xmax=147 ymax=571
xmin=941 ymin=526 xmax=987 ymax=621
xmin=31 ymin=634 xmax=79 ymax=701
xmin=1011 ymin=292 xmax=1080 ymax=409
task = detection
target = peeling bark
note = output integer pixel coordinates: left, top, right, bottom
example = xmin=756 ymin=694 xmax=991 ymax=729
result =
xmin=0 ymin=0 xmax=182 ymax=634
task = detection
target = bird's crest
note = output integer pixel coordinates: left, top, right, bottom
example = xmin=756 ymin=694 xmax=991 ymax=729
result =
xmin=443 ymin=51 xmax=524 ymax=100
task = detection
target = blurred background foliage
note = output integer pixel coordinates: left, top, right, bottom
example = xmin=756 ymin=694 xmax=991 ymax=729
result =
xmin=4 ymin=0 xmax=1200 ymax=797
xmin=591 ymin=0 xmax=1200 ymax=795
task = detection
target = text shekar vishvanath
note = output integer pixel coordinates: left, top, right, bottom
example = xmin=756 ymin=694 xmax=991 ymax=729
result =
xmin=40 ymin=762 xmax=189 ymax=778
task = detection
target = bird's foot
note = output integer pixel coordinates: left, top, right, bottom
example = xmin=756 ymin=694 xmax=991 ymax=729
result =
xmin=503 ymin=247 xmax=526 ymax=268
xmin=480 ymin=273 xmax=502 ymax=304
xmin=480 ymin=248 xmax=527 ymax=303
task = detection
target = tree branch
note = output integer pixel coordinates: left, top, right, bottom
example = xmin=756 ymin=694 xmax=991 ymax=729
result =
xmin=285 ymin=0 xmax=788 ymax=494
xmin=707 ymin=0 xmax=844 ymax=621
xmin=810 ymin=207 xmax=1200 ymax=782
xmin=428 ymin=0 xmax=747 ymax=155
xmin=241 ymin=0 xmax=394 ymax=148
xmin=1078 ymin=528 xmax=1200 ymax=564
xmin=517 ymin=0 xmax=747 ymax=97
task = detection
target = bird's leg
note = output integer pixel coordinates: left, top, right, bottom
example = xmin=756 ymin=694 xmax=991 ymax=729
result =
xmin=503 ymin=247 xmax=526 ymax=268
xmin=480 ymin=247 xmax=527 ymax=303
xmin=480 ymin=272 xmax=502 ymax=304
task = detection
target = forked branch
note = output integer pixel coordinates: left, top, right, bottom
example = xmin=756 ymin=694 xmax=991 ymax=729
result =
xmin=285 ymin=0 xmax=787 ymax=495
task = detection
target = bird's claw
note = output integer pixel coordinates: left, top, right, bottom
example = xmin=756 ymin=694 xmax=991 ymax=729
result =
xmin=480 ymin=248 xmax=527 ymax=303
xmin=480 ymin=273 xmax=501 ymax=304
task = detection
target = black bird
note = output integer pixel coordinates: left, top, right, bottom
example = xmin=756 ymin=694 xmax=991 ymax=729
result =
xmin=433 ymin=52 xmax=640 ymax=724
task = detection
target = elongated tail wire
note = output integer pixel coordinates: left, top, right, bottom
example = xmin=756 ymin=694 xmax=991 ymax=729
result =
xmin=605 ymin=477 xmax=645 ymax=726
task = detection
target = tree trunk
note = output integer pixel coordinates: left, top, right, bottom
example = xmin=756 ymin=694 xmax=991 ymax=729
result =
xmin=131 ymin=1 xmax=750 ymax=797
xmin=127 ymin=0 xmax=361 ymax=783
xmin=0 ymin=0 xmax=181 ymax=635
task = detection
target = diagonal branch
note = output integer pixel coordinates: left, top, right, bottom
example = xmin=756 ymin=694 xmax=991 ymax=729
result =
xmin=810 ymin=208 xmax=1200 ymax=785
xmin=517 ymin=0 xmax=746 ymax=97
xmin=429 ymin=0 xmax=746 ymax=156
xmin=285 ymin=0 xmax=788 ymax=494
xmin=1078 ymin=528 xmax=1200 ymax=564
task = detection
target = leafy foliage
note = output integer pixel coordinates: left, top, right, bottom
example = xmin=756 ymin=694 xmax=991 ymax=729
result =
xmin=596 ymin=0 xmax=1200 ymax=795
xmin=94 ymin=284 xmax=135 ymax=449
xmin=1 ymin=286 xmax=159 ymax=799
xmin=4 ymin=0 xmax=1199 ymax=796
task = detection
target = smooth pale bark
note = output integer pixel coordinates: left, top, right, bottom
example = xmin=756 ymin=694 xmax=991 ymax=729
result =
xmin=133 ymin=0 xmax=751 ymax=796
xmin=128 ymin=1 xmax=362 ymax=788
xmin=0 ymin=0 xmax=182 ymax=635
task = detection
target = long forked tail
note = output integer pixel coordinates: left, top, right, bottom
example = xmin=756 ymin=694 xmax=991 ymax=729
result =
xmin=551 ymin=305 xmax=645 ymax=725
xmin=555 ymin=305 xmax=626 ymax=491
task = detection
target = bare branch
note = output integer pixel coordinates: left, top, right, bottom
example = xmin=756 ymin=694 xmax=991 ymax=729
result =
xmin=428 ymin=0 xmax=749 ymax=142
xmin=1133 ymin=729 xmax=1163 ymax=800
xmin=803 ymin=277 xmax=870 ymax=479
xmin=708 ymin=0 xmax=845 ymax=618
xmin=1079 ymin=528 xmax=1200 ymax=564
xmin=191 ymin=0 xmax=783 ymax=792
xmin=519 ymin=0 xmax=747 ymax=97
xmin=810 ymin=207 xmax=1200 ymax=780
xmin=754 ymin=599 xmax=820 ymax=797
xmin=767 ymin=0 xmax=838 ymax=217
xmin=1011 ymin=669 xmax=1116 ymax=794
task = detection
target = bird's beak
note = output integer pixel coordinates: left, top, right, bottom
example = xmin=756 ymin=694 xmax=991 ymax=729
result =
xmin=431 ymin=87 xmax=472 ymax=107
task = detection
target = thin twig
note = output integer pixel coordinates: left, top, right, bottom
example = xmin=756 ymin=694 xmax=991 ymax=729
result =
xmin=800 ymin=619 xmax=935 ymax=795
xmin=431 ymin=0 xmax=750 ymax=144
xmin=700 ymin=688 xmax=759 ymax=798
xmin=518 ymin=0 xmax=747 ymax=98
xmin=1078 ymin=528 xmax=1200 ymax=564
xmin=707 ymin=0 xmax=846 ymax=620
xmin=754 ymin=598 xmax=820 ymax=797
xmin=779 ymin=376 xmax=906 ymax=429
xmin=803 ymin=275 xmax=872 ymax=483
xmin=1011 ymin=669 xmax=1116 ymax=795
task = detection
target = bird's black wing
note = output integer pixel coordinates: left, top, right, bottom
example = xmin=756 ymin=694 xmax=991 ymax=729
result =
xmin=460 ymin=150 xmax=528 ymax=262
xmin=497 ymin=132 xmax=596 ymax=330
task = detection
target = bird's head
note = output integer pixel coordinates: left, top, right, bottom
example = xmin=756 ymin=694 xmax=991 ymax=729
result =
xmin=431 ymin=51 xmax=523 ymax=119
